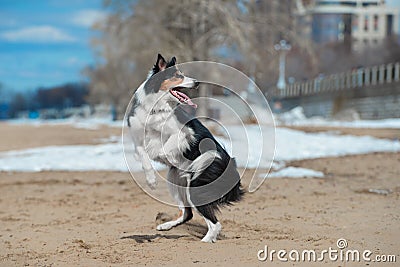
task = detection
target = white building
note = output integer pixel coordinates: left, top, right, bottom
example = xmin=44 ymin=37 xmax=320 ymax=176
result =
xmin=298 ymin=0 xmax=399 ymax=50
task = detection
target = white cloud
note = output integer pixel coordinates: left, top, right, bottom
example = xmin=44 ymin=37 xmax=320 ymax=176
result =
xmin=1 ymin=25 xmax=76 ymax=43
xmin=70 ymin=9 xmax=108 ymax=27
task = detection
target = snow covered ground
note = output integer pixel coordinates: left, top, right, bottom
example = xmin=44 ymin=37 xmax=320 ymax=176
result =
xmin=6 ymin=117 xmax=123 ymax=130
xmin=276 ymin=107 xmax=400 ymax=129
xmin=0 ymin=144 xmax=126 ymax=172
xmin=9 ymin=108 xmax=400 ymax=129
xmin=262 ymin=167 xmax=324 ymax=179
xmin=0 ymin=124 xmax=399 ymax=177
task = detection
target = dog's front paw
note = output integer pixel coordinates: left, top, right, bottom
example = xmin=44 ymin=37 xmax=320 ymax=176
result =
xmin=147 ymin=179 xmax=157 ymax=190
xmin=145 ymin=172 xmax=157 ymax=190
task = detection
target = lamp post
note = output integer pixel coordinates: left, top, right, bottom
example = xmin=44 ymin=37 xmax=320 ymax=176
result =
xmin=274 ymin=40 xmax=291 ymax=90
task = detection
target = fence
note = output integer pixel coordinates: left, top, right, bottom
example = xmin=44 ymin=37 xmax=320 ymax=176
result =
xmin=273 ymin=62 xmax=400 ymax=98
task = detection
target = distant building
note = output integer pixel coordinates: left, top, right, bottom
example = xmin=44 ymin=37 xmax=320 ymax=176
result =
xmin=297 ymin=0 xmax=399 ymax=50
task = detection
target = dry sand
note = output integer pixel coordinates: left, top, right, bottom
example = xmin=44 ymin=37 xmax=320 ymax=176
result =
xmin=0 ymin=123 xmax=121 ymax=151
xmin=0 ymin=123 xmax=399 ymax=266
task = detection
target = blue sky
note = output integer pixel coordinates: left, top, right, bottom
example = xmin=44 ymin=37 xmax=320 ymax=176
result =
xmin=0 ymin=0 xmax=107 ymax=92
xmin=0 ymin=0 xmax=399 ymax=94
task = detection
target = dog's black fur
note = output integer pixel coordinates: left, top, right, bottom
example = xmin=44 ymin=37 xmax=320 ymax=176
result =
xmin=127 ymin=54 xmax=244 ymax=241
xmin=173 ymin=106 xmax=244 ymax=223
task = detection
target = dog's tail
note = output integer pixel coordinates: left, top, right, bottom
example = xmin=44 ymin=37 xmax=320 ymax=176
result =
xmin=189 ymin=154 xmax=244 ymax=207
xmin=217 ymin=157 xmax=244 ymax=205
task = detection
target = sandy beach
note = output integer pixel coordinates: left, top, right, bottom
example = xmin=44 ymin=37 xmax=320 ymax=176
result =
xmin=0 ymin=123 xmax=399 ymax=266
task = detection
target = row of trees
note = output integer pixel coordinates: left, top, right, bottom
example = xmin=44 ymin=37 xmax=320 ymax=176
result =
xmin=6 ymin=83 xmax=88 ymax=118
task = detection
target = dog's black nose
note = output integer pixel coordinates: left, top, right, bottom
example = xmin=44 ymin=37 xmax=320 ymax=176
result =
xmin=194 ymin=81 xmax=200 ymax=88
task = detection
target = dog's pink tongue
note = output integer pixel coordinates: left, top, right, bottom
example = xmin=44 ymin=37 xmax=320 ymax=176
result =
xmin=176 ymin=91 xmax=197 ymax=108
xmin=186 ymin=98 xmax=197 ymax=108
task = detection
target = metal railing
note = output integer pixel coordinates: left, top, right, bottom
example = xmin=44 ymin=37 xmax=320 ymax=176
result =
xmin=275 ymin=62 xmax=400 ymax=98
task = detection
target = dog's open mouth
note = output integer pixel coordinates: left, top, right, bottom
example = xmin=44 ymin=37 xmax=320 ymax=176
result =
xmin=169 ymin=88 xmax=197 ymax=108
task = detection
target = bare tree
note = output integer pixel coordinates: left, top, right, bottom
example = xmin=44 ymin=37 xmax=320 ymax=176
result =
xmin=86 ymin=0 xmax=316 ymax=117
xmin=88 ymin=0 xmax=257 ymax=117
xmin=241 ymin=0 xmax=317 ymax=89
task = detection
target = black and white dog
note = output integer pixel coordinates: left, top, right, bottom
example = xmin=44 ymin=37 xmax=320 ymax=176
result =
xmin=127 ymin=54 xmax=243 ymax=242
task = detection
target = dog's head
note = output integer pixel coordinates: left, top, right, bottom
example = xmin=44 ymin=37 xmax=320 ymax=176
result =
xmin=144 ymin=54 xmax=199 ymax=108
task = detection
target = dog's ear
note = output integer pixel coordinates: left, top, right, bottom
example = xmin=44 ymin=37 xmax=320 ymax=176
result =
xmin=153 ymin=54 xmax=167 ymax=73
xmin=168 ymin=56 xmax=176 ymax=67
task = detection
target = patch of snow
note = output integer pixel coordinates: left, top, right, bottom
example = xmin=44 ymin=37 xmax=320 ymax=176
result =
xmin=367 ymin=189 xmax=392 ymax=195
xmin=6 ymin=117 xmax=123 ymax=128
xmin=96 ymin=135 xmax=121 ymax=144
xmin=276 ymin=107 xmax=400 ymax=129
xmin=273 ymin=127 xmax=400 ymax=161
xmin=265 ymin=167 xmax=324 ymax=178
xmin=0 ymin=143 xmax=128 ymax=172
xmin=276 ymin=106 xmax=306 ymax=125
xmin=0 ymin=126 xmax=399 ymax=173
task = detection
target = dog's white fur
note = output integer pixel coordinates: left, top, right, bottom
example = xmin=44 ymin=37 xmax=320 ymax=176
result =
xmin=127 ymin=58 xmax=242 ymax=243
xmin=128 ymin=78 xmax=197 ymax=188
xmin=129 ymin=77 xmax=224 ymax=242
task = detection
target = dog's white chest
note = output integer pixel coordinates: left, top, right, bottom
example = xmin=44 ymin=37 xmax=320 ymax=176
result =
xmin=130 ymin=87 xmax=194 ymax=166
xmin=143 ymin=112 xmax=190 ymax=165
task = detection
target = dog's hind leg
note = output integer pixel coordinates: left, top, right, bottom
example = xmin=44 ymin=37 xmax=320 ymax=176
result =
xmin=156 ymin=207 xmax=193 ymax=231
xmin=127 ymin=117 xmax=157 ymax=188
xmin=197 ymin=205 xmax=221 ymax=243
xmin=157 ymin=168 xmax=193 ymax=231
